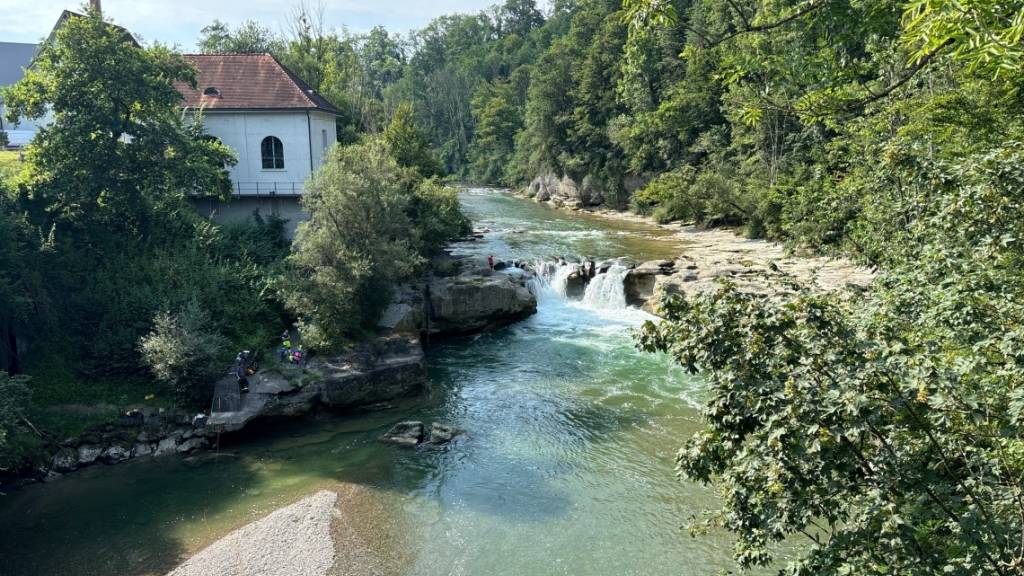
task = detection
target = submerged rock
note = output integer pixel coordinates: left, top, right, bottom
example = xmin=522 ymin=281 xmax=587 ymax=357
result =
xmin=381 ymin=421 xmax=425 ymax=446
xmin=427 ymin=422 xmax=460 ymax=445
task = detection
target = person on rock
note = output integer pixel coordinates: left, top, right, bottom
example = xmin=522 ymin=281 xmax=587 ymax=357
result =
xmin=235 ymin=351 xmax=250 ymax=394
xmin=488 ymin=255 xmax=494 ymax=270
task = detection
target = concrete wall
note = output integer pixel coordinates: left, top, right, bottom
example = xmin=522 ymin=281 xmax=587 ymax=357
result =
xmin=189 ymin=196 xmax=307 ymax=238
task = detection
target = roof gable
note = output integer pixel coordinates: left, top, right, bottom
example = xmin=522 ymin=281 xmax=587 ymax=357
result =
xmin=176 ymin=54 xmax=339 ymax=114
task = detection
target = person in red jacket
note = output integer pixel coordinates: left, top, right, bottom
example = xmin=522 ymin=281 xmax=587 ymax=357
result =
xmin=488 ymin=255 xmax=494 ymax=270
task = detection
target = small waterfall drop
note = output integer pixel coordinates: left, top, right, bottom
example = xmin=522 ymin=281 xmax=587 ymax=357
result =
xmin=530 ymin=260 xmax=577 ymax=299
xmin=581 ymin=265 xmax=628 ymax=309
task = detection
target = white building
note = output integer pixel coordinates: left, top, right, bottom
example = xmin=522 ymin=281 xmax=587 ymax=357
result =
xmin=178 ymin=54 xmax=339 ymax=234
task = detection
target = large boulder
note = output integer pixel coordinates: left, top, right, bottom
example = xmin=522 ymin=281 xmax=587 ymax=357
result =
xmin=623 ymin=260 xmax=676 ymax=307
xmin=426 ymin=268 xmax=537 ymax=337
xmin=316 ymin=336 xmax=426 ymax=409
xmin=51 ymin=448 xmax=79 ymax=473
xmin=76 ymin=445 xmax=102 ymax=466
xmin=100 ymin=443 xmax=132 ymax=464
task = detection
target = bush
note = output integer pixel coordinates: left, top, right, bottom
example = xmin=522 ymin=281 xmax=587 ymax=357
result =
xmin=139 ymin=300 xmax=228 ymax=405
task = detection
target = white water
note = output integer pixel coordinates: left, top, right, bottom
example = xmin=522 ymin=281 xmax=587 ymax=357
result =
xmin=581 ymin=265 xmax=628 ymax=309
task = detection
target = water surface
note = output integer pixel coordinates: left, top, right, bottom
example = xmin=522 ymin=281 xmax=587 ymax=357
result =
xmin=0 ymin=188 xmax=769 ymax=576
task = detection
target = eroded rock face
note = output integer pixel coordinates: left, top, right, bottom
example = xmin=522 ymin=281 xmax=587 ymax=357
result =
xmin=526 ymin=173 xmax=603 ymax=208
xmin=623 ymin=260 xmax=676 ymax=307
xmin=424 ymin=261 xmax=537 ymax=338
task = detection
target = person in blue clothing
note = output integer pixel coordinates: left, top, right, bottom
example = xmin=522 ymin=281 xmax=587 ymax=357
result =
xmin=235 ymin=351 xmax=250 ymax=393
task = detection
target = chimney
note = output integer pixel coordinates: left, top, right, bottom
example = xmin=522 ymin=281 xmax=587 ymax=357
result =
xmin=90 ymin=0 xmax=101 ymax=14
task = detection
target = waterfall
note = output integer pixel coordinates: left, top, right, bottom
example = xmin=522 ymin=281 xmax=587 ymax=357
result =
xmin=530 ymin=260 xmax=576 ymax=298
xmin=581 ymin=265 xmax=628 ymax=309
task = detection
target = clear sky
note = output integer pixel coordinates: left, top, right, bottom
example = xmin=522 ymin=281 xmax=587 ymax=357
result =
xmin=0 ymin=1 xmax=509 ymax=49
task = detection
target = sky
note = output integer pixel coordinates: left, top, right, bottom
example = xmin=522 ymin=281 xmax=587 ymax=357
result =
xmin=0 ymin=0 xmax=509 ymax=49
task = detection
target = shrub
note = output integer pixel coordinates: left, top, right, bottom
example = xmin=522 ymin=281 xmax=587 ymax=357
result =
xmin=139 ymin=300 xmax=228 ymax=405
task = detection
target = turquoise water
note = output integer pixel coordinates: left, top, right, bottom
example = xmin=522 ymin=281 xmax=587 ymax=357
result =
xmin=0 ymin=189 xmax=768 ymax=576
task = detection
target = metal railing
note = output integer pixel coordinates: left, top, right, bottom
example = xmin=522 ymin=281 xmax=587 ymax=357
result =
xmin=232 ymin=181 xmax=306 ymax=197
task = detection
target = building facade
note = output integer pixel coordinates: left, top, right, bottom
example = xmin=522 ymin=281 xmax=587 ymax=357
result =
xmin=177 ymin=54 xmax=339 ymax=235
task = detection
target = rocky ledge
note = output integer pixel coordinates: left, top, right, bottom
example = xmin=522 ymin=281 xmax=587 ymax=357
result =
xmin=549 ymin=230 xmax=874 ymax=315
xmin=379 ymin=254 xmax=537 ymax=338
xmin=207 ymin=336 xmax=426 ymax=434
xmin=42 ymin=407 xmax=216 ymax=482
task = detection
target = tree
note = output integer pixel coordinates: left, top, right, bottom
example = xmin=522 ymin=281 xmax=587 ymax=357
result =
xmin=637 ymin=141 xmax=1024 ymax=576
xmin=0 ymin=372 xmax=33 ymax=472
xmin=283 ymin=139 xmax=423 ymax=349
xmin=1 ymin=9 xmax=234 ymax=235
xmin=198 ymin=19 xmax=280 ymax=54
xmin=383 ymin=102 xmax=445 ymax=178
xmin=469 ymin=80 xmax=523 ymax=184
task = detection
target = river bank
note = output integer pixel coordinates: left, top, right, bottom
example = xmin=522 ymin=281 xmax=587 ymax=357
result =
xmin=0 ymin=252 xmax=537 ymax=491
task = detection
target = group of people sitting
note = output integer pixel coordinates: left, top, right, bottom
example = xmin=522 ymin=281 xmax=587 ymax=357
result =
xmin=279 ymin=331 xmax=304 ymax=365
xmin=232 ymin=330 xmax=305 ymax=396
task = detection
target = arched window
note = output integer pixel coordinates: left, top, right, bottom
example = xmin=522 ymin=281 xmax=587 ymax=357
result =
xmin=261 ymin=136 xmax=284 ymax=169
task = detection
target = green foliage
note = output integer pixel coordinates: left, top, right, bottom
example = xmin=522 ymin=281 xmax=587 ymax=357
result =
xmin=198 ymin=19 xmax=281 ymax=54
xmin=637 ymin=128 xmax=1024 ymax=576
xmin=139 ymin=301 xmax=228 ymax=405
xmin=469 ymin=80 xmax=523 ymax=184
xmin=383 ymin=102 xmax=445 ymax=178
xmin=410 ymin=178 xmax=472 ymax=252
xmin=0 ymin=12 xmax=290 ymax=471
xmin=283 ymin=139 xmax=466 ymax=350
xmin=0 ymin=372 xmax=33 ymax=471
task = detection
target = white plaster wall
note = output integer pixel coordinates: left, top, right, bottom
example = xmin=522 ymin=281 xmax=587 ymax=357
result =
xmin=202 ymin=111 xmax=309 ymax=194
xmin=308 ymin=110 xmax=337 ymax=170
xmin=0 ymin=105 xmax=51 ymax=147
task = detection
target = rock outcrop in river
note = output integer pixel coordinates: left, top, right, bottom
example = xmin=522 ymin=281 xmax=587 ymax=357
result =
xmin=379 ymin=254 xmax=537 ymax=338
xmin=207 ymin=336 xmax=426 ymax=434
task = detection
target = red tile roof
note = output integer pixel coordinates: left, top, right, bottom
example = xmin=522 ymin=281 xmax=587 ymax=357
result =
xmin=175 ymin=53 xmax=339 ymax=114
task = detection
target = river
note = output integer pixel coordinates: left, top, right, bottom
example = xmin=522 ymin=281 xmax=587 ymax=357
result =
xmin=0 ymin=188 xmax=774 ymax=576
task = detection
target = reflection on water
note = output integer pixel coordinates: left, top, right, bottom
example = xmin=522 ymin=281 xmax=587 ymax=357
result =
xmin=0 ymin=188 xmax=771 ymax=576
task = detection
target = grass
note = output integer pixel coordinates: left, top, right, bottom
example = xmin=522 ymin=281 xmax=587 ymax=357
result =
xmin=0 ymin=150 xmax=24 ymax=179
xmin=22 ymin=355 xmax=173 ymax=441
